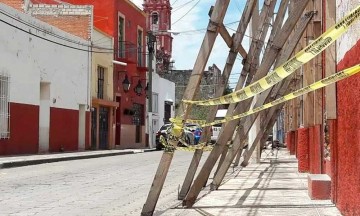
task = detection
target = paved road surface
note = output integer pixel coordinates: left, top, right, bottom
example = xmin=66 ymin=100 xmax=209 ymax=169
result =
xmin=0 ymin=151 xmax=208 ymax=216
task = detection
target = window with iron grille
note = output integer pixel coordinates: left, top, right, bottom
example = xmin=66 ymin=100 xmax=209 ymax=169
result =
xmin=97 ymin=66 xmax=105 ymax=99
xmin=118 ymin=16 xmax=125 ymax=58
xmin=137 ymin=29 xmax=143 ymax=66
xmin=132 ymin=103 xmax=144 ymax=125
xmin=0 ymin=74 xmax=10 ymax=139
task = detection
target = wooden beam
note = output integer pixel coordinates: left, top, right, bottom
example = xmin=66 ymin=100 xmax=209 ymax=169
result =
xmin=219 ymin=24 xmax=248 ymax=59
xmin=177 ymin=0 xmax=257 ymax=200
xmin=211 ymin=10 xmax=313 ymax=188
xmin=313 ymin=21 xmax=323 ymax=125
xmin=141 ymin=0 xmax=231 ymax=214
xmin=184 ymin=0 xmax=278 ymax=201
xmin=324 ymin=0 xmax=337 ymax=119
xmin=182 ymin=0 xmax=259 ymax=207
xmin=242 ymin=105 xmax=282 ymax=166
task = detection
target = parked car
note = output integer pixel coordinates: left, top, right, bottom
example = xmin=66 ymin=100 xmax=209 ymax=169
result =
xmin=184 ymin=123 xmax=202 ymax=145
xmin=155 ymin=124 xmax=172 ymax=150
xmin=155 ymin=123 xmax=203 ymax=149
xmin=211 ymin=109 xmax=227 ymax=143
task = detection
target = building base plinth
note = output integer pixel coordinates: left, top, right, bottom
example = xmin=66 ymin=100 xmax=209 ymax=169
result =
xmin=308 ymin=174 xmax=331 ymax=200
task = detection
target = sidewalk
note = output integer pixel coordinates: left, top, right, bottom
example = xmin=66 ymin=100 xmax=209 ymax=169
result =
xmin=163 ymin=149 xmax=341 ymax=216
xmin=0 ymin=148 xmax=156 ymax=169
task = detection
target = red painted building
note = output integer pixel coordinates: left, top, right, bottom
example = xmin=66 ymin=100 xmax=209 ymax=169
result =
xmin=63 ymin=0 xmax=148 ymax=148
xmin=284 ymin=1 xmax=360 ymax=215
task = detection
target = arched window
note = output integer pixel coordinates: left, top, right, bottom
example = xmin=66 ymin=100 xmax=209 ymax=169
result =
xmin=152 ymin=12 xmax=159 ymax=25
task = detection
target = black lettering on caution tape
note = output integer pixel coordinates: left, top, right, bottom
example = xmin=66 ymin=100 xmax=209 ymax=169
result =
xmin=283 ymin=57 xmax=303 ymax=73
xmin=235 ymin=91 xmax=248 ymax=101
xmin=335 ymin=7 xmax=360 ymax=29
xmin=250 ymin=83 xmax=264 ymax=94
xmin=321 ymin=72 xmax=348 ymax=85
xmin=271 ymin=97 xmax=286 ymax=105
xmin=305 ymin=37 xmax=333 ymax=55
xmin=265 ymin=72 xmax=282 ymax=85
xmin=293 ymin=86 xmax=313 ymax=97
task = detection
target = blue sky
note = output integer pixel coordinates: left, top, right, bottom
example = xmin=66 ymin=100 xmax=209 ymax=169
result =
xmin=131 ymin=0 xmax=271 ymax=88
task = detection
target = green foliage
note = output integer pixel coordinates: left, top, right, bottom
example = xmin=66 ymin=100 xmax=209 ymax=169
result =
xmin=224 ymin=84 xmax=233 ymax=95
xmin=189 ymin=105 xmax=210 ymax=120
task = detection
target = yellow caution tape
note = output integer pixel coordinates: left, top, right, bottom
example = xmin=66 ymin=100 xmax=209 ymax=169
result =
xmin=199 ymin=64 xmax=360 ymax=127
xmin=183 ymin=5 xmax=360 ymax=106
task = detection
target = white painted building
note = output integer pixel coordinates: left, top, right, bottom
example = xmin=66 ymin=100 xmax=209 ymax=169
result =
xmin=146 ymin=59 xmax=175 ymax=148
xmin=0 ymin=3 xmax=91 ymax=154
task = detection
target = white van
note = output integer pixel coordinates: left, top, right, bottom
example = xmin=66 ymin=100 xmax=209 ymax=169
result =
xmin=211 ymin=109 xmax=227 ymax=143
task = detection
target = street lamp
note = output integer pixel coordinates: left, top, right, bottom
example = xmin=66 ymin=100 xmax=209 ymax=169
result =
xmin=122 ymin=74 xmax=131 ymax=92
xmin=134 ymin=80 xmax=143 ymax=96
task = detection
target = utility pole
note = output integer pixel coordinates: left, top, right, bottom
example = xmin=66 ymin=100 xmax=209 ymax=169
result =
xmin=146 ymin=31 xmax=156 ymax=149
xmin=147 ymin=31 xmax=155 ymax=113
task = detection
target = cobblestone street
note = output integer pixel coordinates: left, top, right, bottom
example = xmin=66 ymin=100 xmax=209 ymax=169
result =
xmin=0 ymin=151 xmax=204 ymax=216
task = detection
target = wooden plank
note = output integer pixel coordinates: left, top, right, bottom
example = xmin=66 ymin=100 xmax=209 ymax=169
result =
xmin=211 ymin=11 xmax=313 ymax=188
xmin=187 ymin=0 xmax=310 ymax=205
xmin=303 ymin=21 xmax=315 ymax=128
xmin=185 ymin=0 xmax=279 ymax=196
xmin=177 ymin=149 xmax=203 ymax=200
xmin=182 ymin=0 xmax=258 ymax=207
xmin=219 ymin=25 xmax=248 ymax=59
xmin=313 ymin=21 xmax=323 ymax=125
xmin=324 ymin=0 xmax=336 ymax=119
xmin=242 ymin=105 xmax=282 ymax=165
xmin=177 ymin=0 xmax=257 ymax=201
xmin=141 ymin=153 xmax=174 ymax=216
xmin=141 ymin=0 xmax=231 ymax=214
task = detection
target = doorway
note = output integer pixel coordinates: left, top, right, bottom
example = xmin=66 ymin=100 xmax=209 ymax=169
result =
xmin=152 ymin=119 xmax=159 ymax=148
xmin=91 ymin=108 xmax=97 ymax=149
xmin=164 ymin=101 xmax=172 ymax=124
xmin=99 ymin=107 xmax=109 ymax=149
xmin=39 ymin=82 xmax=50 ymax=152
xmin=115 ymin=96 xmax=121 ymax=146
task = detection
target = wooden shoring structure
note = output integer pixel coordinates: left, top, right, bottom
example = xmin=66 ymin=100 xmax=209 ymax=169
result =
xmin=232 ymin=0 xmax=289 ymax=168
xmin=177 ymin=0 xmax=258 ymax=200
xmin=212 ymin=10 xmax=314 ymax=186
xmin=183 ymin=0 xmax=311 ymax=204
xmin=141 ymin=0 xmax=231 ymax=214
xmin=183 ymin=0 xmax=281 ymax=205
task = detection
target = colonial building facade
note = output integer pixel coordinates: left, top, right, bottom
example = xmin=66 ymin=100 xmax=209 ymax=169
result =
xmin=64 ymin=0 xmax=148 ymax=149
xmin=0 ymin=2 xmax=92 ymax=154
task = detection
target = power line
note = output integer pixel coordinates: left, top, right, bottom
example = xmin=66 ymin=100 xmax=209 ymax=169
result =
xmin=0 ymin=17 xmax=114 ymax=53
xmin=172 ymin=0 xmax=201 ymax=26
xmin=0 ymin=9 xmax=153 ymax=55
xmin=172 ymin=0 xmax=196 ymax=12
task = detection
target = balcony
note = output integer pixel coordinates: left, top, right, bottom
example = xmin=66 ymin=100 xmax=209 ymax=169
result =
xmin=116 ymin=41 xmax=136 ymax=63
xmin=137 ymin=48 xmax=147 ymax=72
xmin=116 ymin=41 xmax=147 ymax=72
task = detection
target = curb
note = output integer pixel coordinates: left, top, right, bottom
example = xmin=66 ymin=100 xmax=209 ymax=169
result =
xmin=0 ymin=148 xmax=158 ymax=169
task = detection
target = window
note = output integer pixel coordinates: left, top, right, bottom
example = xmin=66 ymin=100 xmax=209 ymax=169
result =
xmin=118 ymin=16 xmax=125 ymax=58
xmin=152 ymin=93 xmax=158 ymax=113
xmin=152 ymin=12 xmax=159 ymax=25
xmin=137 ymin=29 xmax=143 ymax=66
xmin=0 ymin=74 xmax=10 ymax=139
xmin=97 ymin=66 xmax=105 ymax=99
